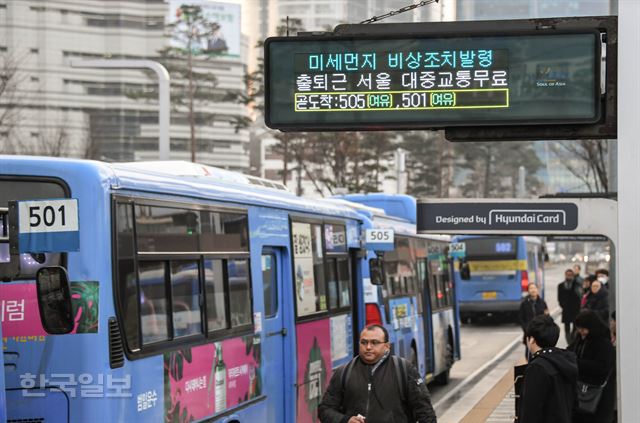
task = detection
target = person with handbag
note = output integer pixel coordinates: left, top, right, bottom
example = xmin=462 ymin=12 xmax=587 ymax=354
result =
xmin=517 ymin=315 xmax=578 ymax=423
xmin=568 ymin=310 xmax=616 ymax=423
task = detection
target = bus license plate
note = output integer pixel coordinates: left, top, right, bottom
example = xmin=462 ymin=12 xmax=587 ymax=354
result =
xmin=482 ymin=291 xmax=497 ymax=300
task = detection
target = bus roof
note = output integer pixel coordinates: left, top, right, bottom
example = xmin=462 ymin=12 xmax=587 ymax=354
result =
xmin=0 ymin=156 xmax=361 ymax=220
xmin=337 ymin=193 xmax=417 ymax=224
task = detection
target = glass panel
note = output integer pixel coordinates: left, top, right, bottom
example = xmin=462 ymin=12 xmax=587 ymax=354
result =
xmin=138 ymin=261 xmax=169 ymax=344
xmin=204 ymin=259 xmax=227 ymax=331
xmin=228 ymin=259 xmax=251 ymax=327
xmin=326 ymin=258 xmax=338 ymax=310
xmin=337 ymin=257 xmax=351 ymax=308
xmin=0 ymin=180 xmax=66 ymax=208
xmin=262 ymin=253 xmax=278 ymax=318
xmin=464 ymin=237 xmax=518 ymax=260
xmin=312 ymin=224 xmax=327 ymax=312
xmin=429 ymin=273 xmax=440 ymax=311
xmin=117 ymin=203 xmax=140 ymax=350
xmin=292 ymin=222 xmax=319 ymax=317
xmin=135 ymin=205 xmax=199 ymax=252
xmin=170 ymin=260 xmax=202 ymax=338
xmin=325 ymin=224 xmax=347 ymax=253
xmin=201 ymin=211 xmax=248 ymax=252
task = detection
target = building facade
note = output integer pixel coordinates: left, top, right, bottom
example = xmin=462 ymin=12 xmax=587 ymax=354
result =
xmin=0 ymin=0 xmax=251 ymax=170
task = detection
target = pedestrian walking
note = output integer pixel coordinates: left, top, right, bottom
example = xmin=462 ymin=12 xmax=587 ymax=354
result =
xmin=518 ymin=315 xmax=578 ymax=423
xmin=568 ymin=310 xmax=616 ymax=423
xmin=558 ymin=269 xmax=582 ymax=344
xmin=519 ymin=284 xmax=548 ymax=360
xmin=583 ymin=278 xmax=610 ymax=323
xmin=318 ymin=324 xmax=437 ymax=423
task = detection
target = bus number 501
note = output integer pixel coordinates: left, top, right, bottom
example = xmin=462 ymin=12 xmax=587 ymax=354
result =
xmin=18 ymin=198 xmax=79 ymax=234
xmin=29 ymin=205 xmax=67 ymax=227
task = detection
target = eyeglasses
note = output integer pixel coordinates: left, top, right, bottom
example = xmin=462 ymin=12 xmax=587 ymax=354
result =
xmin=359 ymin=339 xmax=385 ymax=347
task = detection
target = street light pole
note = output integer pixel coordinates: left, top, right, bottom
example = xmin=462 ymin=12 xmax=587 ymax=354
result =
xmin=70 ymin=59 xmax=171 ymax=160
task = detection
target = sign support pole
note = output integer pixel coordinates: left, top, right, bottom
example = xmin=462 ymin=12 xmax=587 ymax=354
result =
xmin=617 ymin=2 xmax=640 ymax=421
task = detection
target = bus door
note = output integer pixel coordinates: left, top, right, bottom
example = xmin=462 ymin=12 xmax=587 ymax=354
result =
xmin=417 ymin=257 xmax=435 ymax=377
xmin=261 ymin=248 xmax=288 ymax=423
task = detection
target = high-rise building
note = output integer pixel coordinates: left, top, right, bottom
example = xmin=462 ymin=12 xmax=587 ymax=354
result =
xmin=0 ymin=0 xmax=251 ymax=170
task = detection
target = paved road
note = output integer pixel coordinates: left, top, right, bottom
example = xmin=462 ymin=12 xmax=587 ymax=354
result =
xmin=429 ymin=262 xmax=568 ymax=407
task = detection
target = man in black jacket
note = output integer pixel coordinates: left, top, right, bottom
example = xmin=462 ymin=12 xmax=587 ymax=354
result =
xmin=318 ymin=324 xmax=437 ymax=423
xmin=518 ymin=315 xmax=578 ymax=423
xmin=558 ymin=268 xmax=582 ymax=343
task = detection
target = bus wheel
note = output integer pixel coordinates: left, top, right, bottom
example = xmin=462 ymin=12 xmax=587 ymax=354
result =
xmin=435 ymin=343 xmax=454 ymax=385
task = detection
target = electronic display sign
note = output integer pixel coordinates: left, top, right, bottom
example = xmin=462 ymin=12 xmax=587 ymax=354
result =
xmin=265 ymin=31 xmax=600 ymax=131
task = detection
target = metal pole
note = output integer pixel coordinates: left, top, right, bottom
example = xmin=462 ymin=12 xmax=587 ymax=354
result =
xmin=70 ymin=59 xmax=171 ymax=160
xmin=618 ymin=1 xmax=640 ymax=421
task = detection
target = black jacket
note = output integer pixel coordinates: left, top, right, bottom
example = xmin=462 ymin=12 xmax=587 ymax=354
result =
xmin=568 ymin=335 xmax=616 ymax=423
xmin=519 ymin=296 xmax=548 ymax=332
xmin=317 ymin=355 xmax=437 ymax=423
xmin=518 ymin=347 xmax=578 ymax=423
xmin=584 ymin=289 xmax=610 ymax=323
xmin=558 ymin=280 xmax=582 ymax=323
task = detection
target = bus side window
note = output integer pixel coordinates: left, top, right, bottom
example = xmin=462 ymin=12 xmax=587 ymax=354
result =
xmin=170 ymin=260 xmax=202 ymax=338
xmin=262 ymin=253 xmax=278 ymax=318
xmin=326 ymin=258 xmax=339 ymax=310
xmin=204 ymin=259 xmax=227 ymax=331
xmin=138 ymin=261 xmax=170 ymax=345
xmin=337 ymin=257 xmax=351 ymax=308
xmin=228 ymin=259 xmax=252 ymax=327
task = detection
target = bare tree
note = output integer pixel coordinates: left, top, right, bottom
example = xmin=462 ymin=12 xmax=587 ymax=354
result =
xmin=0 ymin=50 xmax=28 ymax=153
xmin=550 ymin=140 xmax=609 ymax=193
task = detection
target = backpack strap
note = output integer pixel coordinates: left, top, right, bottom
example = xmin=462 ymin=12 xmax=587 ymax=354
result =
xmin=342 ymin=355 xmax=408 ymax=402
xmin=341 ymin=356 xmax=359 ymax=392
xmin=391 ymin=355 xmax=408 ymax=402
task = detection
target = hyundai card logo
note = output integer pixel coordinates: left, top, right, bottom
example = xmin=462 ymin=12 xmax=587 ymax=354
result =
xmin=489 ymin=209 xmax=566 ymax=226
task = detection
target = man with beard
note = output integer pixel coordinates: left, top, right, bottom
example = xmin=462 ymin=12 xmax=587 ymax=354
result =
xmin=318 ymin=324 xmax=437 ymax=423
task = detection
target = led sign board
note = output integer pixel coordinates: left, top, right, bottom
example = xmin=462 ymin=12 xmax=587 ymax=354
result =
xmin=265 ymin=31 xmax=600 ymax=131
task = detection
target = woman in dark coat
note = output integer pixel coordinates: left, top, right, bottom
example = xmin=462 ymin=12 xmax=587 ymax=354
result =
xmin=569 ymin=310 xmax=616 ymax=423
xmin=583 ymin=279 xmax=610 ymax=323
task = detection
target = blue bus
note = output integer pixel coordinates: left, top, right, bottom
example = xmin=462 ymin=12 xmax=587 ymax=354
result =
xmin=0 ymin=156 xmax=367 ymax=423
xmin=335 ymin=194 xmax=460 ymax=384
xmin=453 ymin=235 xmax=546 ymax=322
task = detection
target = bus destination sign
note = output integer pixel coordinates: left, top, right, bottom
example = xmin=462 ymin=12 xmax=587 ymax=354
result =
xmin=265 ymin=31 xmax=600 ymax=131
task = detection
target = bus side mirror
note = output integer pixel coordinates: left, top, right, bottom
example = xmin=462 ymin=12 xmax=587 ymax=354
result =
xmin=460 ymin=260 xmax=471 ymax=280
xmin=369 ymin=258 xmax=385 ymax=286
xmin=36 ymin=266 xmax=74 ymax=334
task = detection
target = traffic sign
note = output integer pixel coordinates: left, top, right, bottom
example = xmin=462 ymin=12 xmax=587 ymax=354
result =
xmin=449 ymin=242 xmax=466 ymax=259
xmin=17 ymin=199 xmax=80 ymax=253
xmin=365 ymin=228 xmax=394 ymax=251
xmin=418 ymin=202 xmax=578 ymax=232
xmin=265 ymin=29 xmax=600 ymax=131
